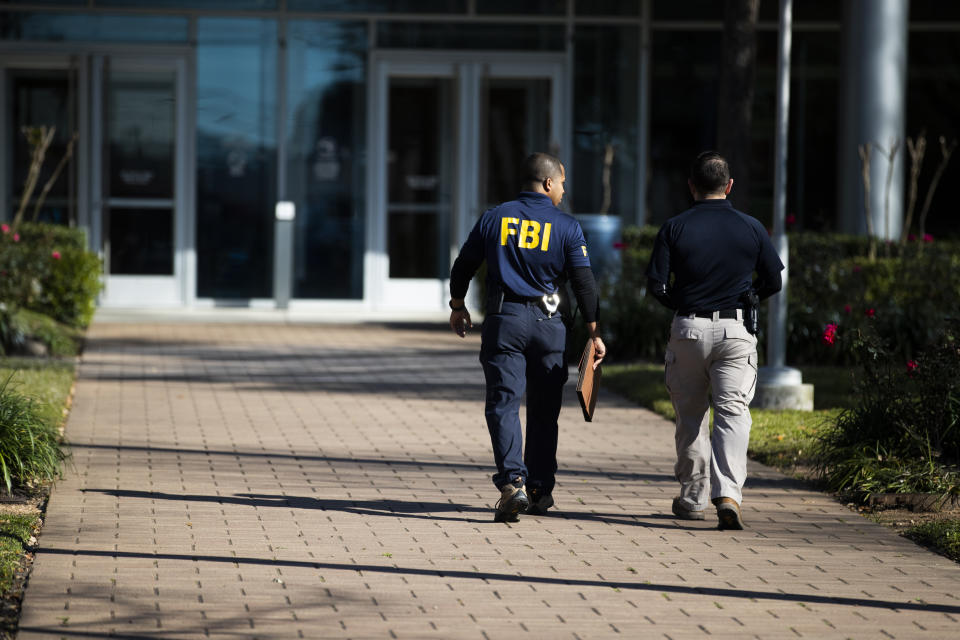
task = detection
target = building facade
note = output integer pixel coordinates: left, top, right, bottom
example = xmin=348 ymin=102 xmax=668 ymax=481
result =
xmin=1 ymin=1 xmax=958 ymax=312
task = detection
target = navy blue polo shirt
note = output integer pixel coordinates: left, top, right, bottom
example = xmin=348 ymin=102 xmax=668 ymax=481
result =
xmin=645 ymin=199 xmax=784 ymax=312
xmin=451 ymin=192 xmax=591 ymax=298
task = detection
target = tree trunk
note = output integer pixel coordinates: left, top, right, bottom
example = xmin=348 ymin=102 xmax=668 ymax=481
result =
xmin=717 ymin=0 xmax=760 ymax=215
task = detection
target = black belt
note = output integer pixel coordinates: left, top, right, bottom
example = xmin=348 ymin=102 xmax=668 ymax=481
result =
xmin=678 ymin=309 xmax=742 ymax=319
xmin=503 ymin=292 xmax=544 ymax=304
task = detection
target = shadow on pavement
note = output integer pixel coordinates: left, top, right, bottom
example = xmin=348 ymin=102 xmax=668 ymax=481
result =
xmin=31 ymin=547 xmax=960 ymax=615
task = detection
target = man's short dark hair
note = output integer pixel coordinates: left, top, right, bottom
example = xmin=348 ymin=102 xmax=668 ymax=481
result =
xmin=522 ymin=152 xmax=563 ymax=187
xmin=690 ymin=151 xmax=730 ymax=195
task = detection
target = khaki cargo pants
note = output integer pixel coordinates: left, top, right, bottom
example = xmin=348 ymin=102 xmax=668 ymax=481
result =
xmin=665 ymin=311 xmax=758 ymax=512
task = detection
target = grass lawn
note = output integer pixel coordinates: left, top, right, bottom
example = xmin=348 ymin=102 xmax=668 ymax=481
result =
xmin=0 ymin=356 xmax=75 ymax=619
xmin=602 ymin=362 xmax=853 ymax=472
xmin=603 ymin=359 xmax=960 ymax=565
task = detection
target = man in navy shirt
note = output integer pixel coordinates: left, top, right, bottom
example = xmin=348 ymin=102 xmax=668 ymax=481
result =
xmin=449 ymin=152 xmax=606 ymax=523
xmin=646 ymin=151 xmax=783 ymax=530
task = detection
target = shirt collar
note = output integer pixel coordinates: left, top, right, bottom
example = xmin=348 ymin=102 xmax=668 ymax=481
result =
xmin=518 ymin=191 xmax=554 ymax=205
xmin=693 ymin=199 xmax=733 ymax=208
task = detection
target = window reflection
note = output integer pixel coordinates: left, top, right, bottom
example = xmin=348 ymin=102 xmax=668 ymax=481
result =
xmin=286 ymin=20 xmax=366 ymax=299
xmin=196 ymin=18 xmax=277 ymax=299
xmin=8 ymin=69 xmax=77 ymax=225
xmin=573 ymin=25 xmax=638 ymax=217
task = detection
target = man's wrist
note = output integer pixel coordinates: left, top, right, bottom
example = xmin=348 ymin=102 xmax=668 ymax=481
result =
xmin=449 ymin=298 xmax=466 ymax=311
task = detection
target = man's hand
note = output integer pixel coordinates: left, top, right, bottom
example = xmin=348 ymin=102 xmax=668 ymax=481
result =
xmin=591 ymin=336 xmax=607 ymax=369
xmin=450 ymin=309 xmax=472 ymax=337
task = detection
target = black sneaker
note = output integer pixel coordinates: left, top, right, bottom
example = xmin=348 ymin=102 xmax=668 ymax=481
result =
xmin=525 ymin=487 xmax=554 ymax=515
xmin=494 ymin=484 xmax=529 ymax=523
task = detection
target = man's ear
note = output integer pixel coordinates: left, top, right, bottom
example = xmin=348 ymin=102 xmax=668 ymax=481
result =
xmin=725 ymin=178 xmax=734 ymax=195
xmin=688 ymin=179 xmax=697 ymax=199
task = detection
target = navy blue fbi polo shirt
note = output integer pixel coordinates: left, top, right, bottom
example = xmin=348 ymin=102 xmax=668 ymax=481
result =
xmin=454 ymin=192 xmax=591 ymax=298
xmin=646 ymin=199 xmax=784 ymax=312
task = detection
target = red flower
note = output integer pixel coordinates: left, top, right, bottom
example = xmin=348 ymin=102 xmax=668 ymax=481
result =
xmin=52 ymin=250 xmax=61 ymax=260
xmin=843 ymin=304 xmax=852 ymax=314
xmin=1 ymin=223 xmax=9 ymax=234
xmin=612 ymin=242 xmax=626 ymax=250
xmin=786 ymin=214 xmax=797 ymax=226
xmin=923 ymin=233 xmax=934 ymax=243
xmin=12 ymin=233 xmax=19 ymax=242
xmin=907 ymin=360 xmax=919 ymax=374
xmin=853 ymin=265 xmax=862 ymax=273
xmin=865 ymin=308 xmax=875 ymax=318
xmin=822 ymin=323 xmax=838 ymax=345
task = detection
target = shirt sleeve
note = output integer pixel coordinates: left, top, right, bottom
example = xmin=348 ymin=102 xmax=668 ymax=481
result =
xmin=449 ymin=216 xmax=486 ymax=299
xmin=754 ymin=223 xmax=785 ymax=292
xmin=564 ymin=221 xmax=592 ymax=269
xmin=645 ymin=223 xmax=672 ymax=285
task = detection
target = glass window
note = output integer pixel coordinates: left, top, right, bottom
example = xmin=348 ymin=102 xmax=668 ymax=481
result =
xmin=759 ymin=0 xmax=840 ymax=22
xmin=7 ymin=69 xmax=77 ymax=226
xmin=386 ymin=77 xmax=454 ymax=279
xmin=286 ymin=20 xmax=367 ymax=299
xmin=0 ymin=13 xmax=188 ymax=42
xmin=572 ymin=25 xmax=639 ymax=220
xmin=649 ymin=30 xmax=720 ymax=224
xmin=288 ymin=0 xmax=466 ymax=12
xmin=910 ymin=1 xmax=960 ymax=21
xmin=653 ymin=0 xmax=722 ymax=21
xmin=95 ymin=0 xmax=277 ymax=8
xmin=377 ymin=22 xmax=564 ymax=50
xmin=753 ymin=30 xmax=840 ymax=231
xmin=196 ymin=18 xmax=277 ymax=299
xmin=476 ymin=0 xmax=565 ymax=15
xmin=907 ymin=32 xmax=960 ymax=238
xmin=575 ymin=0 xmax=639 ymax=17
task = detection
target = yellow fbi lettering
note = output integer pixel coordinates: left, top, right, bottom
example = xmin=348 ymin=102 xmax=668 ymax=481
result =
xmin=500 ymin=217 xmax=552 ymax=251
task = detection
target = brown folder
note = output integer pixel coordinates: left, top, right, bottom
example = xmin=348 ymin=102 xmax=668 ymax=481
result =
xmin=576 ymin=340 xmax=601 ymax=422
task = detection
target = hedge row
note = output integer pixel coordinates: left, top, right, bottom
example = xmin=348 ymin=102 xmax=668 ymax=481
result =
xmin=603 ymin=227 xmax=960 ymax=365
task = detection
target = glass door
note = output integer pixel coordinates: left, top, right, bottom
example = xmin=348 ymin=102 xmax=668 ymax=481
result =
xmin=369 ymin=53 xmax=567 ymax=311
xmin=96 ymin=56 xmax=188 ymax=307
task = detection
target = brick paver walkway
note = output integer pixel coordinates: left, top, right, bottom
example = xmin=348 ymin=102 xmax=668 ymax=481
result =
xmin=18 ymin=321 xmax=960 ymax=639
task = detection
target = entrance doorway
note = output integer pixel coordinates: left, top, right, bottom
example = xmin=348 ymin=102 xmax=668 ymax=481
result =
xmin=368 ymin=52 xmax=568 ymax=311
xmin=2 ymin=51 xmax=192 ymax=308
xmin=94 ymin=55 xmax=190 ymax=307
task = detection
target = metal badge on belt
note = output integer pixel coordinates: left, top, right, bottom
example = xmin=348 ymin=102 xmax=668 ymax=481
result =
xmin=542 ymin=292 xmax=560 ymax=316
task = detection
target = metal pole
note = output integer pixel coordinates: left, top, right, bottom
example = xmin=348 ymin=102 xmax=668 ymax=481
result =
xmin=766 ymin=0 xmax=792 ymax=372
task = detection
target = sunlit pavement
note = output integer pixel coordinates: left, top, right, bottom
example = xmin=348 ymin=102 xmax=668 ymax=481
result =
xmin=18 ymin=321 xmax=960 ymax=639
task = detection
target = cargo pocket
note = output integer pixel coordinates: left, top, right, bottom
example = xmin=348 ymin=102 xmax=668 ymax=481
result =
xmin=740 ymin=353 xmax=758 ymax=405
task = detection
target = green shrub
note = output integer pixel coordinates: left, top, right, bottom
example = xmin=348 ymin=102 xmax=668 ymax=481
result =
xmin=3 ymin=309 xmax=83 ymax=358
xmin=0 ymin=374 xmax=68 ymax=493
xmin=814 ymin=318 xmax=960 ymax=500
xmin=607 ymin=227 xmax=960 ymax=366
xmin=905 ymin=520 xmax=960 ymax=562
xmin=0 ymin=222 xmax=101 ymax=328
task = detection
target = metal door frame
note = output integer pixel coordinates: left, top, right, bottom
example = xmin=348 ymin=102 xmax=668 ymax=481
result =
xmin=366 ymin=50 xmax=569 ymax=312
xmin=93 ymin=53 xmax=194 ymax=307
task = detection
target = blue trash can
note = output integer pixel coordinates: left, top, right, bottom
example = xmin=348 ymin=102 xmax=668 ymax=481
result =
xmin=574 ymin=214 xmax=622 ymax=283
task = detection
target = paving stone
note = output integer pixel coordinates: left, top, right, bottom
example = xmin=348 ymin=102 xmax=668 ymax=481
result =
xmin=15 ymin=321 xmax=960 ymax=639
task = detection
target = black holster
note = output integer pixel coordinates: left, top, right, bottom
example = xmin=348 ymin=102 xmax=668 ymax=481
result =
xmin=740 ymin=289 xmax=760 ymax=335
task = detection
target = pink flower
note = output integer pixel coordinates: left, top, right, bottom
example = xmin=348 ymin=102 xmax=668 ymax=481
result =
xmin=843 ymin=304 xmax=852 ymax=314
xmin=1 ymin=223 xmax=9 ymax=234
xmin=822 ymin=323 xmax=838 ymax=346
xmin=853 ymin=265 xmax=862 ymax=273
xmin=12 ymin=233 xmax=19 ymax=242
xmin=52 ymin=251 xmax=61 ymax=260
xmin=865 ymin=308 xmax=875 ymax=318
xmin=907 ymin=360 xmax=919 ymax=374
xmin=923 ymin=233 xmax=934 ymax=243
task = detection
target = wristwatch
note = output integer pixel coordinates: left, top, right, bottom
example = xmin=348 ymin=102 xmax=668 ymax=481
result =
xmin=449 ymin=300 xmax=466 ymax=311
